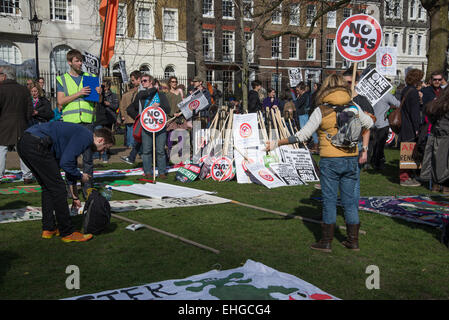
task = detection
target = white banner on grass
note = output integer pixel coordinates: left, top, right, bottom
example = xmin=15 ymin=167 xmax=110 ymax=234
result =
xmin=109 ymin=182 xmax=214 ymax=199
xmin=280 ymin=147 xmax=319 ymax=182
xmin=269 ymin=163 xmax=305 ymax=186
xmin=64 ymin=259 xmax=339 ymax=300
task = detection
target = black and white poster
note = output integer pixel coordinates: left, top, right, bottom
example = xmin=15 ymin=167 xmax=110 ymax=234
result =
xmin=280 ymin=147 xmax=319 ymax=182
xmin=82 ymin=51 xmax=100 ymax=75
xmin=355 ymin=68 xmax=392 ymax=106
xmin=269 ymin=163 xmax=305 ymax=186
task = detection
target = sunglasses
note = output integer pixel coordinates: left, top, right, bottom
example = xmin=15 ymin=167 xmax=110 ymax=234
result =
xmin=432 ymin=78 xmax=442 ymax=81
xmin=170 ymin=80 xmax=177 ymax=83
xmin=141 ymin=79 xmax=149 ymax=83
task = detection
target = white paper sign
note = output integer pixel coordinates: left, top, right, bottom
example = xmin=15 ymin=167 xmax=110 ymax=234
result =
xmin=234 ymin=146 xmax=265 ymax=184
xmin=178 ymin=90 xmax=210 ymax=120
xmin=82 ymin=51 xmax=100 ymax=75
xmin=245 ymin=163 xmax=287 ymax=189
xmin=233 ymin=113 xmax=260 ymax=149
xmin=280 ymin=147 xmax=319 ymax=182
xmin=376 ymin=46 xmax=397 ymax=76
xmin=355 ymin=68 xmax=393 ymax=106
xmin=288 ymin=68 xmax=302 ymax=87
xmin=269 ymin=162 xmax=305 ymax=186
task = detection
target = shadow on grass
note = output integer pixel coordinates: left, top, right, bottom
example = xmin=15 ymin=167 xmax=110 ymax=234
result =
xmin=0 ymin=200 xmax=31 ymax=210
xmin=70 ymin=215 xmax=118 ymax=235
xmin=0 ymin=251 xmax=20 ymax=286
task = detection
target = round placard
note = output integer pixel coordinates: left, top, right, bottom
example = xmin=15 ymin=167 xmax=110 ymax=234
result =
xmin=211 ymin=156 xmax=235 ymax=181
xmin=336 ymin=14 xmax=382 ymax=62
xmin=140 ymin=106 xmax=167 ymax=133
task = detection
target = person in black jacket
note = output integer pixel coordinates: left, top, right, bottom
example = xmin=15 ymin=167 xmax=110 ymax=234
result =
xmin=127 ymin=74 xmax=171 ymax=179
xmin=248 ymin=80 xmax=262 ymax=113
xmin=29 ymin=81 xmax=53 ymax=125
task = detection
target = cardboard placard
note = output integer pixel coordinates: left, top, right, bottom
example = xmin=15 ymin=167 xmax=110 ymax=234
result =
xmin=355 ymin=68 xmax=393 ymax=106
xmin=280 ymin=147 xmax=319 ymax=182
xmin=269 ymin=163 xmax=305 ymax=186
xmin=400 ymin=142 xmax=421 ymax=169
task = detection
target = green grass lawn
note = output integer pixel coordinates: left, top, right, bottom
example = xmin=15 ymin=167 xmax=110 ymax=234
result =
xmin=0 ymin=148 xmax=448 ymax=300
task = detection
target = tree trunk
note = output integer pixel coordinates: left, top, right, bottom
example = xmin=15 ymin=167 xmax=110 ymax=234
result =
xmin=192 ymin=0 xmax=206 ymax=80
xmin=424 ymin=1 xmax=449 ymax=80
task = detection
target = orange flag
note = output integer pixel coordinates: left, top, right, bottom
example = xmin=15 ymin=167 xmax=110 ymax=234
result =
xmin=99 ymin=0 xmax=119 ymax=68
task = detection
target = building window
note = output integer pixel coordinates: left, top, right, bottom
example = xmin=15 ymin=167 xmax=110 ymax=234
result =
xmin=271 ymin=37 xmax=281 ymax=59
xmin=0 ymin=41 xmax=22 ymax=64
xmin=385 ymin=0 xmax=402 ymax=19
xmin=163 ymin=9 xmax=178 ymax=41
xmin=306 ymin=5 xmax=316 ymax=26
xmin=342 ymin=59 xmax=351 ymax=69
xmin=271 ymin=73 xmax=282 ymax=93
xmin=306 ymin=39 xmax=315 ymax=60
xmin=139 ymin=64 xmax=151 ymax=73
xmin=417 ymin=35 xmax=422 ymax=55
xmin=222 ymin=31 xmax=234 ymax=62
xmin=327 ymin=10 xmax=336 ymax=28
xmin=50 ymin=45 xmax=71 ymax=75
xmin=272 ymin=4 xmax=282 ymax=24
xmin=206 ymin=70 xmax=214 ymax=83
xmin=243 ymin=0 xmax=253 ymax=20
xmin=289 ymin=4 xmax=300 ymax=26
xmin=223 ymin=70 xmax=234 ymax=93
xmin=384 ymin=33 xmax=390 ymax=46
xmin=409 ymin=0 xmax=416 ymax=19
xmin=164 ymin=66 xmax=175 ymax=78
xmin=325 ymin=39 xmax=335 ymax=68
xmin=50 ymin=0 xmax=73 ymax=22
xmin=408 ymin=34 xmax=413 ymax=55
xmin=418 ymin=2 xmax=426 ymax=20
xmin=393 ymin=33 xmax=399 ymax=47
xmin=222 ymin=0 xmax=234 ymax=19
xmin=289 ymin=36 xmax=298 ymax=59
xmin=343 ymin=8 xmax=352 ymax=19
xmin=138 ymin=7 xmax=153 ymax=39
xmin=245 ymin=32 xmax=254 ymax=63
xmin=203 ymin=0 xmax=214 ymax=17
xmin=203 ymin=29 xmax=215 ymax=61
xmin=0 ymin=0 xmax=20 ymax=15
xmin=116 ymin=3 xmax=126 ymax=37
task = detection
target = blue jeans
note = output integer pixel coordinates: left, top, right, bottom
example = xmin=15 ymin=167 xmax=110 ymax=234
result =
xmin=142 ymin=129 xmax=167 ymax=176
xmin=126 ymin=124 xmax=135 ymax=147
xmin=319 ymin=157 xmax=360 ymax=225
xmin=298 ymin=114 xmax=318 ymax=144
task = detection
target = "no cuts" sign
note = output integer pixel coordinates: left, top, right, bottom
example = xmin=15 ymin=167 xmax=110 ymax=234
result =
xmin=336 ymin=14 xmax=382 ymax=62
xmin=140 ymin=106 xmax=167 ymax=133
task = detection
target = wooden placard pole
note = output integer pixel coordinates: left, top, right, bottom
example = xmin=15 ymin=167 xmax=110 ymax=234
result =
xmin=351 ymin=62 xmax=358 ymax=97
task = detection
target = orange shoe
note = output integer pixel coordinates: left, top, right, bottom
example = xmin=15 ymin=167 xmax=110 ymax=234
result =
xmin=42 ymin=229 xmax=60 ymax=239
xmin=61 ymin=232 xmax=93 ymax=243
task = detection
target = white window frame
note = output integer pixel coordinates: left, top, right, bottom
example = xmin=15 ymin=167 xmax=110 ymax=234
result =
xmin=384 ymin=33 xmax=390 ymax=46
xmin=222 ymin=31 xmax=235 ymax=62
xmin=163 ymin=8 xmax=178 ymax=41
xmin=417 ymin=2 xmax=426 ymax=21
xmin=417 ymin=34 xmax=422 ymax=56
xmin=393 ymin=33 xmax=399 ymax=48
xmin=0 ymin=41 xmax=22 ymax=64
xmin=327 ymin=10 xmax=336 ymax=28
xmin=116 ymin=3 xmax=127 ymax=38
xmin=0 ymin=0 xmax=20 ymax=16
xmin=306 ymin=38 xmax=315 ymax=61
xmin=206 ymin=70 xmax=214 ymax=83
xmin=289 ymin=4 xmax=300 ymax=26
xmin=243 ymin=0 xmax=253 ymax=21
xmin=136 ymin=2 xmax=155 ymax=40
xmin=289 ymin=36 xmax=299 ymax=59
xmin=408 ymin=34 xmax=414 ymax=55
xmin=50 ymin=0 xmax=73 ymax=22
xmin=271 ymin=4 xmax=282 ymax=24
xmin=203 ymin=0 xmax=214 ymax=18
xmin=409 ymin=0 xmax=417 ymax=20
xmin=164 ymin=65 xmax=176 ymax=78
xmin=203 ymin=29 xmax=215 ymax=61
xmin=343 ymin=7 xmax=352 ymax=19
xmin=272 ymin=36 xmax=282 ymax=59
xmin=325 ymin=38 xmax=335 ymax=68
xmin=223 ymin=70 xmax=234 ymax=92
xmin=245 ymin=32 xmax=254 ymax=63
xmin=306 ymin=4 xmax=316 ymax=27
xmin=222 ymin=0 xmax=234 ymax=20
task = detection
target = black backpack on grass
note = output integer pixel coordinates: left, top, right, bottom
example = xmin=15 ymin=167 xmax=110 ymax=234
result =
xmin=82 ymin=189 xmax=111 ymax=235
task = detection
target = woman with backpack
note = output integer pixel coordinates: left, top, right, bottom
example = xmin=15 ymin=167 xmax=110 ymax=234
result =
xmin=266 ymin=74 xmax=373 ymax=253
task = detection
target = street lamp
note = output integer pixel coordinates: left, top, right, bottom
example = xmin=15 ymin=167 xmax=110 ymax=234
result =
xmin=29 ymin=13 xmax=42 ymax=78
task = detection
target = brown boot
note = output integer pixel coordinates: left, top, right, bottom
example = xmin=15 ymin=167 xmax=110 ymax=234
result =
xmin=310 ymin=223 xmax=334 ymax=253
xmin=432 ymin=183 xmax=442 ymax=192
xmin=342 ymin=224 xmax=360 ymax=251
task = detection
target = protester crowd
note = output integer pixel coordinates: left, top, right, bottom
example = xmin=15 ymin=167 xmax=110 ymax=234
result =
xmin=1 ymin=47 xmax=449 ymax=245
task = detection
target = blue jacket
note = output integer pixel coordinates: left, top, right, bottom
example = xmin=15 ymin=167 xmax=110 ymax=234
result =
xmin=25 ymin=122 xmax=93 ymax=183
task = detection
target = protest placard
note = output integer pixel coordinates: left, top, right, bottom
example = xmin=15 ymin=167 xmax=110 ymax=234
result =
xmin=355 ymin=68 xmax=393 ymax=106
xmin=376 ymin=46 xmax=397 ymax=77
xmin=82 ymin=51 xmax=100 ymax=75
xmin=269 ymin=163 xmax=305 ymax=186
xmin=288 ymin=68 xmax=302 ymax=88
xmin=178 ymin=90 xmax=210 ymax=120
xmin=233 ymin=113 xmax=260 ymax=149
xmin=280 ymin=147 xmax=319 ymax=182
xmin=399 ymin=142 xmax=421 ymax=169
xmin=245 ymin=163 xmax=287 ymax=189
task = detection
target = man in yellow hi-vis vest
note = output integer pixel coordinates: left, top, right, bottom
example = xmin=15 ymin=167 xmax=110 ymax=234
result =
xmin=57 ymin=49 xmax=100 ymax=198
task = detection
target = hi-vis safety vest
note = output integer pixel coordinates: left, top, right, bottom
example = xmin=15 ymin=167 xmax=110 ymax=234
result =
xmin=57 ymin=72 xmax=95 ymax=124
